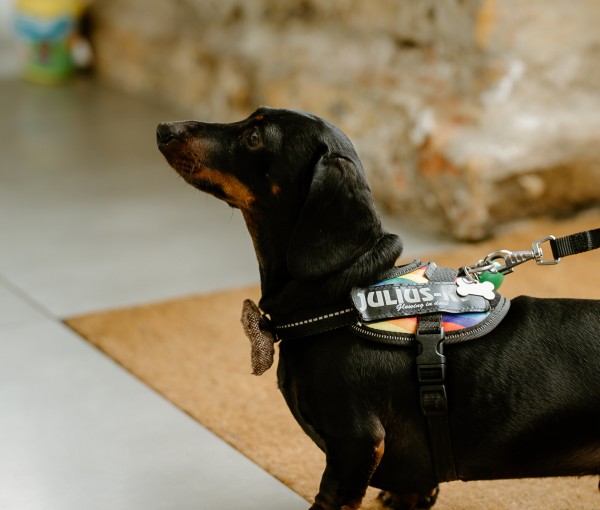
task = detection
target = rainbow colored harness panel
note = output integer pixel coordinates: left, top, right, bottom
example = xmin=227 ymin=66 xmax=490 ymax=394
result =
xmin=354 ymin=264 xmax=495 ymax=336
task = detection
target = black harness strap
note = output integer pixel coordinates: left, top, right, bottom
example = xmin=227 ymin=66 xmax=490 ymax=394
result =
xmin=416 ymin=314 xmax=458 ymax=483
xmin=550 ymin=228 xmax=600 ymax=260
xmin=271 ymin=305 xmax=356 ymax=340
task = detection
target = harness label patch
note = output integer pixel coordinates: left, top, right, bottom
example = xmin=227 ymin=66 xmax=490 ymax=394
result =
xmin=351 ymin=282 xmax=491 ymax=322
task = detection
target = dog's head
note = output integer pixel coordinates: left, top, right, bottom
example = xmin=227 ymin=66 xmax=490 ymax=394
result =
xmin=157 ymin=107 xmax=401 ymax=285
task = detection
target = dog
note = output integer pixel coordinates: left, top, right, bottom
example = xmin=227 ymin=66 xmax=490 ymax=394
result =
xmin=157 ymin=107 xmax=600 ymax=510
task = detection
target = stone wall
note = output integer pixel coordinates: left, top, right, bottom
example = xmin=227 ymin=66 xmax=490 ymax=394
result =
xmin=90 ymin=0 xmax=600 ymax=239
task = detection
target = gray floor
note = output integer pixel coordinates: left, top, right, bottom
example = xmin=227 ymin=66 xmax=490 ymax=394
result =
xmin=0 ymin=78 xmax=452 ymax=509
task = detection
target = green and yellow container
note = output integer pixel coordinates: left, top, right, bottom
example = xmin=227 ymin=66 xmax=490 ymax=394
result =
xmin=14 ymin=0 xmax=84 ymax=84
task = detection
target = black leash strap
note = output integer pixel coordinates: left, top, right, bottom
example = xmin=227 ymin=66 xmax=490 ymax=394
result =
xmin=463 ymin=226 xmax=600 ymax=278
xmin=550 ymin=228 xmax=600 ymax=260
xmin=416 ymin=314 xmax=458 ymax=483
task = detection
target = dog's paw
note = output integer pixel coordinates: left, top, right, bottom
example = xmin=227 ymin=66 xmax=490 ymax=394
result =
xmin=378 ymin=486 xmax=439 ymax=510
xmin=416 ymin=487 xmax=440 ymax=509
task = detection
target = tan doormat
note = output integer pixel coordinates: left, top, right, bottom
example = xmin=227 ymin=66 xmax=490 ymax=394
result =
xmin=67 ymin=212 xmax=600 ymax=509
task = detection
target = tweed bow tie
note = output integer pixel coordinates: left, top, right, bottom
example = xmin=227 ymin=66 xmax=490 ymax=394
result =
xmin=240 ymin=299 xmax=276 ymax=376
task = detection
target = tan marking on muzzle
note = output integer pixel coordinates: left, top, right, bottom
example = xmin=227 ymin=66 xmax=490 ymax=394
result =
xmin=164 ymin=137 xmax=208 ymax=177
xmin=201 ymin=168 xmax=256 ymax=209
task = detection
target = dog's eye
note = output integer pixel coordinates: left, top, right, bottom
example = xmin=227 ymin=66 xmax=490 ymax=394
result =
xmin=245 ymin=128 xmax=262 ymax=149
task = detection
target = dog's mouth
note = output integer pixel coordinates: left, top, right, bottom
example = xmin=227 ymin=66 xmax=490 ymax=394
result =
xmin=156 ymin=123 xmax=206 ymax=181
xmin=164 ymin=159 xmax=236 ymax=206
xmin=160 ymin=154 xmax=252 ymax=209
xmin=156 ymin=122 xmax=256 ymax=210
xmin=172 ymin=159 xmax=204 ymax=182
xmin=158 ymin=148 xmax=203 ymax=181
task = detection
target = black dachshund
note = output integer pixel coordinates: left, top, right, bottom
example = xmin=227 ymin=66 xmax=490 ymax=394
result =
xmin=157 ymin=107 xmax=599 ymax=510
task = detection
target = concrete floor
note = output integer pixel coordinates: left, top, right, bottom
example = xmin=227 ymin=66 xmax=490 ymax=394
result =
xmin=0 ymin=78 xmax=452 ymax=510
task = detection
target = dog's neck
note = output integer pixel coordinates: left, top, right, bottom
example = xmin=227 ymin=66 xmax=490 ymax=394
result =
xmin=255 ymin=231 xmax=404 ymax=321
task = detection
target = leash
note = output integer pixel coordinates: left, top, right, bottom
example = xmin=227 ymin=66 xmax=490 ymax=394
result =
xmin=461 ymin=227 xmax=600 ymax=285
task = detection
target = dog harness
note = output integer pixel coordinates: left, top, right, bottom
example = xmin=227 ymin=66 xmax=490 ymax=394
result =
xmin=242 ymin=260 xmax=510 ymax=483
xmin=254 ymin=260 xmax=510 ymax=346
xmin=240 ymin=227 xmax=600 ymax=483
xmin=350 ymin=261 xmax=510 ymax=483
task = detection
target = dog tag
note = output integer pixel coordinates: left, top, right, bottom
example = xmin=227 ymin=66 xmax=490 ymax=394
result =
xmin=480 ymin=269 xmax=504 ymax=290
xmin=456 ymin=277 xmax=495 ymax=300
xmin=479 ymin=261 xmax=505 ymax=290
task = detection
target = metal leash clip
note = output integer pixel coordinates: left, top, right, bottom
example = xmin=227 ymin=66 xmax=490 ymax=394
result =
xmin=462 ymin=235 xmax=561 ymax=281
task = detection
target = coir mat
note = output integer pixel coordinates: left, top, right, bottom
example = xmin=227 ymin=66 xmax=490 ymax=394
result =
xmin=67 ymin=212 xmax=600 ymax=509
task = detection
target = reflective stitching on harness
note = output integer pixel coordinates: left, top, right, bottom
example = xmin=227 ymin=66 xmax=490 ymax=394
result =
xmin=275 ymin=308 xmax=355 ymax=330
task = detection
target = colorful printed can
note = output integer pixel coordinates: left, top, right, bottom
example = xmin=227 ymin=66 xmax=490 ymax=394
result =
xmin=13 ymin=0 xmax=83 ymax=84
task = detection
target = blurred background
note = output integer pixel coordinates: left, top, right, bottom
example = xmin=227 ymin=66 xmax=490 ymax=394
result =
xmin=3 ymin=0 xmax=599 ymax=240
xmin=86 ymin=0 xmax=600 ymax=239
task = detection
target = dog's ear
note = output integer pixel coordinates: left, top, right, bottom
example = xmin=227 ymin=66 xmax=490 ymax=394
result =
xmin=287 ymin=153 xmax=384 ymax=281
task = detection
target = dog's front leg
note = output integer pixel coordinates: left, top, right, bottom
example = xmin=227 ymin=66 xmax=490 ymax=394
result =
xmin=309 ymin=436 xmax=384 ymax=510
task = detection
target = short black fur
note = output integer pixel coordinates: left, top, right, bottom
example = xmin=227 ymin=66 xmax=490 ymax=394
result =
xmin=157 ymin=107 xmax=600 ymax=510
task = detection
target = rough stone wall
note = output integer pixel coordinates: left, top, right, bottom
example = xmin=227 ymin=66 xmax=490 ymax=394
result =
xmin=90 ymin=0 xmax=600 ymax=239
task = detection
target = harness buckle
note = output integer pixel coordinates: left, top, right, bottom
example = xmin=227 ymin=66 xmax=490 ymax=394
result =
xmin=416 ymin=331 xmax=445 ymax=369
xmin=416 ymin=328 xmax=447 ymax=416
xmin=420 ymin=385 xmax=449 ymax=416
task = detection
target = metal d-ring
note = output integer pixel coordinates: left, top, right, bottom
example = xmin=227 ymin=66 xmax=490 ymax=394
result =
xmin=532 ymin=235 xmax=561 ymax=265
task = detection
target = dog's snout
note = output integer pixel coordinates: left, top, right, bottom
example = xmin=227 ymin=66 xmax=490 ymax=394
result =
xmin=157 ymin=121 xmax=195 ymax=147
xmin=156 ymin=122 xmax=177 ymax=146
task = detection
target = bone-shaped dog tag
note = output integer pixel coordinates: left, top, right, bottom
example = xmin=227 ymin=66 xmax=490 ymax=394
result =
xmin=456 ymin=277 xmax=495 ymax=300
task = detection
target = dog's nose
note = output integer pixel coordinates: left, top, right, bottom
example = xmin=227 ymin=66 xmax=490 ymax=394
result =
xmin=156 ymin=122 xmax=177 ymax=146
xmin=157 ymin=122 xmax=192 ymax=146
